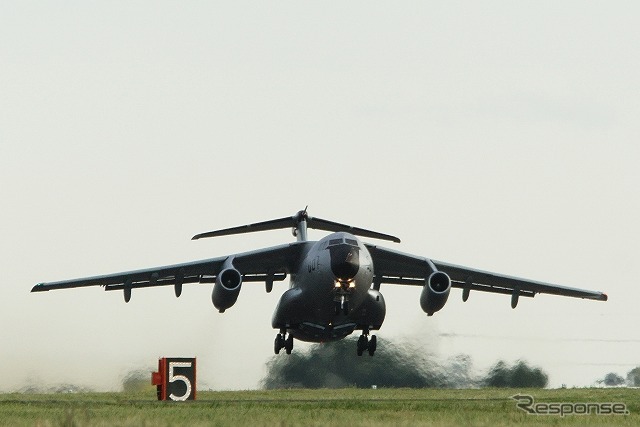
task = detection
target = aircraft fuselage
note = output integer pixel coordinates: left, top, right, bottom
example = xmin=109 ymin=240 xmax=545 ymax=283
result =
xmin=271 ymin=232 xmax=386 ymax=342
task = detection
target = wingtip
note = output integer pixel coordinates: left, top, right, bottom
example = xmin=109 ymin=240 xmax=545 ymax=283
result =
xmin=31 ymin=283 xmax=46 ymax=292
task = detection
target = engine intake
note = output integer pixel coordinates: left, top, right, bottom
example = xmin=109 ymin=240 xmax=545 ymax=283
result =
xmin=211 ymin=268 xmax=242 ymax=312
xmin=420 ymin=271 xmax=451 ymax=316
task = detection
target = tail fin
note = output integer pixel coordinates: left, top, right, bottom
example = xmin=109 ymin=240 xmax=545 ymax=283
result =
xmin=192 ymin=209 xmax=401 ymax=243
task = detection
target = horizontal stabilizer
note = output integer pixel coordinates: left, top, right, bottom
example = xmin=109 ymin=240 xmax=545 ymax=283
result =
xmin=306 ymin=216 xmax=400 ymax=243
xmin=192 ymin=216 xmax=296 ymax=240
xmin=192 ymin=209 xmax=401 ymax=243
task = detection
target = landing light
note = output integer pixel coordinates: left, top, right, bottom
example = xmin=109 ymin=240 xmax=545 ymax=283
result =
xmin=335 ymin=280 xmax=356 ymax=289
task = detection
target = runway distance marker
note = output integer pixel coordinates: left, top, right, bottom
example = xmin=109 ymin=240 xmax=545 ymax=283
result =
xmin=151 ymin=357 xmax=196 ymax=401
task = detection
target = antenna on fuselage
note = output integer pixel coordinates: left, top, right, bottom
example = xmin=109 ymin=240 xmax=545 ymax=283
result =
xmin=191 ymin=208 xmax=401 ymax=243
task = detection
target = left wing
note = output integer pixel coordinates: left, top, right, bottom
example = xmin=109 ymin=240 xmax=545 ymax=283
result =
xmin=365 ymin=244 xmax=607 ymax=303
xmin=32 ymin=242 xmax=311 ymax=299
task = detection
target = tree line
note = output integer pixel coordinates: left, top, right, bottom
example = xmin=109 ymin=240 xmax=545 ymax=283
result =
xmin=598 ymin=367 xmax=640 ymax=387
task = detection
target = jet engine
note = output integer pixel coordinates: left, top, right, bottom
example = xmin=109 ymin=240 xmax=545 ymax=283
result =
xmin=211 ymin=268 xmax=242 ymax=313
xmin=420 ymin=271 xmax=451 ymax=316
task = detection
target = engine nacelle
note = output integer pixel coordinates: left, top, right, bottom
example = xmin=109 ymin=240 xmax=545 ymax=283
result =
xmin=420 ymin=271 xmax=451 ymax=316
xmin=211 ymin=268 xmax=242 ymax=313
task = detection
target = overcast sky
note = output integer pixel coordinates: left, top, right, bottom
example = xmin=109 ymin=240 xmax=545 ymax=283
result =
xmin=1 ymin=1 xmax=639 ymax=391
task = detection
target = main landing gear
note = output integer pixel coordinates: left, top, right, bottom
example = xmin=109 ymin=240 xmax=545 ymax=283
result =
xmin=274 ymin=330 xmax=294 ymax=355
xmin=357 ymin=331 xmax=377 ymax=356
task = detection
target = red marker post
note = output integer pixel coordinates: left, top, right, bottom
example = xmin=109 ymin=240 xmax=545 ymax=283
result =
xmin=152 ymin=357 xmax=197 ymax=401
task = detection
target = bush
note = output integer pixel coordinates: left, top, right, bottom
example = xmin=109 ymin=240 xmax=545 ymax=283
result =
xmin=483 ymin=360 xmax=548 ymax=388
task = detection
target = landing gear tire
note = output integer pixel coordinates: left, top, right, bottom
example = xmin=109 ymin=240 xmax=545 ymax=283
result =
xmin=367 ymin=335 xmax=377 ymax=356
xmin=285 ymin=335 xmax=294 ymax=355
xmin=357 ymin=331 xmax=377 ymax=356
xmin=274 ymin=334 xmax=285 ymax=354
xmin=275 ymin=332 xmax=294 ymax=355
xmin=357 ymin=334 xmax=367 ymax=356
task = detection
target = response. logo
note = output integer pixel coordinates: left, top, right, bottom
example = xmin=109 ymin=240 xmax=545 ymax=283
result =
xmin=512 ymin=394 xmax=629 ymax=417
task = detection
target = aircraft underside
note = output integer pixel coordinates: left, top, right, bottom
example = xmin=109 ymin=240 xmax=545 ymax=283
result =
xmin=271 ymin=264 xmax=385 ymax=355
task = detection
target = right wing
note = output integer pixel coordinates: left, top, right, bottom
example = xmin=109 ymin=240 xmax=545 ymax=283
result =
xmin=365 ymin=244 xmax=607 ymax=302
xmin=31 ymin=242 xmax=311 ymax=297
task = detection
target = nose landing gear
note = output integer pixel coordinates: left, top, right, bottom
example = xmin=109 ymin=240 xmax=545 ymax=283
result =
xmin=334 ymin=295 xmax=349 ymax=315
xmin=333 ymin=281 xmax=354 ymax=316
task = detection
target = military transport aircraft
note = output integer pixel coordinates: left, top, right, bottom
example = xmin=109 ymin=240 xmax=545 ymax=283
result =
xmin=32 ymin=209 xmax=607 ymax=356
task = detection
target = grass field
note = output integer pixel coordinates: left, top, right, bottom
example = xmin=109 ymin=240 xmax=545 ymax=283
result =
xmin=1 ymin=388 xmax=638 ymax=426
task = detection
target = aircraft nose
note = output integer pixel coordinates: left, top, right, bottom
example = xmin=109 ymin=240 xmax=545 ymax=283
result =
xmin=330 ymin=245 xmax=360 ymax=281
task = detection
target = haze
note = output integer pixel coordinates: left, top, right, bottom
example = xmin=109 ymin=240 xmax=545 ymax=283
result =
xmin=1 ymin=1 xmax=638 ymax=391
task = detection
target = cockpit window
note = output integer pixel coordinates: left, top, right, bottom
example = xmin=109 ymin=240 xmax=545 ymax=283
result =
xmin=345 ymin=239 xmax=358 ymax=246
xmin=329 ymin=238 xmax=343 ymax=245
